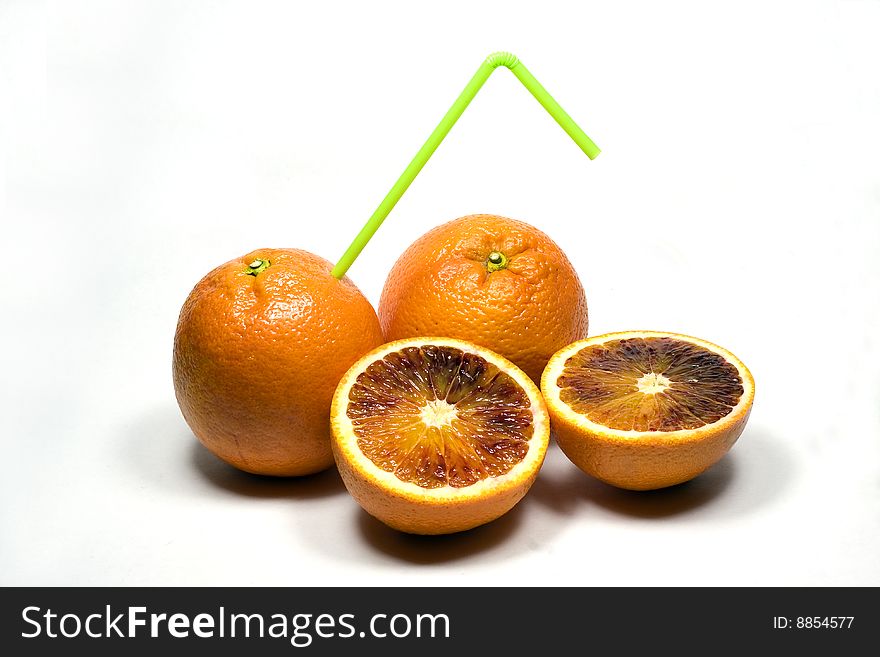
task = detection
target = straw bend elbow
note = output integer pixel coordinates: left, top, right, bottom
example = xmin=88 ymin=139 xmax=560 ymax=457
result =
xmin=484 ymin=51 xmax=520 ymax=70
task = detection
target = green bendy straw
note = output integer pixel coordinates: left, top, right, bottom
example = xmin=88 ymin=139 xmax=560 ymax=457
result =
xmin=331 ymin=51 xmax=600 ymax=280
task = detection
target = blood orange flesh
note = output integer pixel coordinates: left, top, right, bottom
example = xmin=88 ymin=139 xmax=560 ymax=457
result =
xmin=556 ymin=336 xmax=744 ymax=432
xmin=346 ymin=345 xmax=535 ymax=489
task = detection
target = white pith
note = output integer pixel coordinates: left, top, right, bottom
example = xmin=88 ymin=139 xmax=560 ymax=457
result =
xmin=420 ymin=399 xmax=458 ymax=428
xmin=636 ymin=371 xmax=672 ymax=395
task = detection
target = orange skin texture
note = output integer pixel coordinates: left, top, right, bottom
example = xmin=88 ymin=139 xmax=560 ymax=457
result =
xmin=173 ymin=248 xmax=384 ymax=476
xmin=552 ymin=408 xmax=751 ymax=491
xmin=378 ymin=214 xmax=588 ymax=383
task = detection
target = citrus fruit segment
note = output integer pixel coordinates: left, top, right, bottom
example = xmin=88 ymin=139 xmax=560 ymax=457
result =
xmin=541 ymin=331 xmax=754 ymax=491
xmin=173 ymin=248 xmax=384 ymax=476
xmin=332 ymin=337 xmax=550 ymax=534
xmin=378 ymin=214 xmax=588 ymax=384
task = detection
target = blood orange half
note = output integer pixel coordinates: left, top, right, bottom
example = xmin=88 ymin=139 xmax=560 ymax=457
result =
xmin=541 ymin=331 xmax=755 ymax=490
xmin=331 ymin=337 xmax=549 ymax=534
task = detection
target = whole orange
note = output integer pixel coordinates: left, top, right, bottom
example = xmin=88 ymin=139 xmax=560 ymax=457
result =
xmin=173 ymin=248 xmax=384 ymax=476
xmin=378 ymin=214 xmax=588 ymax=383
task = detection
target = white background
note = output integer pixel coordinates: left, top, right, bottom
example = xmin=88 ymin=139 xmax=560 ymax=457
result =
xmin=2 ymin=0 xmax=879 ymax=586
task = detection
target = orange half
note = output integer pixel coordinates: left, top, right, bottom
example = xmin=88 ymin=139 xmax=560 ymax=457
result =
xmin=331 ymin=337 xmax=550 ymax=534
xmin=541 ymin=331 xmax=755 ymax=490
